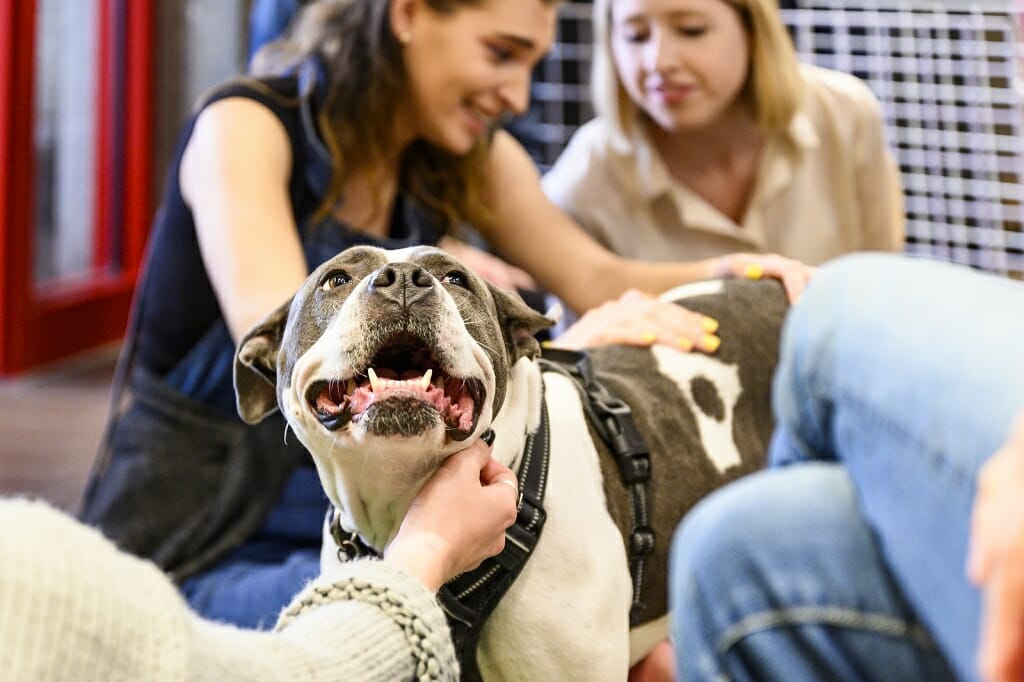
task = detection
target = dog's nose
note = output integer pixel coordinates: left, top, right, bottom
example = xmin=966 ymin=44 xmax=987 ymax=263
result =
xmin=369 ymin=263 xmax=432 ymax=289
xmin=367 ymin=263 xmax=434 ymax=305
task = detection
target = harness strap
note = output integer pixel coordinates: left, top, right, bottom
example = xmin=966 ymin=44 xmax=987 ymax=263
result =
xmin=539 ymin=347 xmax=654 ymax=626
xmin=439 ymin=397 xmax=550 ymax=681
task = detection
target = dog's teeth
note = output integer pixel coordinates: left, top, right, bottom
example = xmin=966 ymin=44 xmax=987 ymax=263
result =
xmin=368 ymin=367 xmax=379 ymax=392
xmin=433 ymin=375 xmax=444 ymax=390
xmin=347 ymin=378 xmax=357 ymax=394
xmin=420 ymin=369 xmax=432 ymax=390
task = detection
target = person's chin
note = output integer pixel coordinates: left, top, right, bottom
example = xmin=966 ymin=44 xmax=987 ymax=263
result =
xmin=431 ymin=128 xmax=479 ymax=156
xmin=653 ymin=108 xmax=717 ymax=134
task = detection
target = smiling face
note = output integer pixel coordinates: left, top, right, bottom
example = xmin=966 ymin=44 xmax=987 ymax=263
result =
xmin=392 ymin=0 xmax=558 ymax=154
xmin=609 ymin=0 xmax=751 ymax=133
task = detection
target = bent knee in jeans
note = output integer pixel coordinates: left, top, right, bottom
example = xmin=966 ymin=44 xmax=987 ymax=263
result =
xmin=670 ymin=464 xmax=954 ymax=682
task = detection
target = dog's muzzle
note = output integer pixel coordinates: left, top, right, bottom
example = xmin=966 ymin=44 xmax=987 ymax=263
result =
xmin=305 ymin=264 xmax=486 ymax=440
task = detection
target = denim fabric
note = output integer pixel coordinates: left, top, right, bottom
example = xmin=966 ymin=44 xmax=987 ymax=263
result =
xmin=182 ymin=465 xmax=326 ymax=629
xmin=671 ymin=254 xmax=1024 ymax=682
xmin=671 ymin=465 xmax=954 ymax=681
xmin=181 ymin=546 xmax=319 ymax=630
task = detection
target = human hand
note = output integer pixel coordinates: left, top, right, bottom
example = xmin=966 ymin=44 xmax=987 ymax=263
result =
xmin=966 ymin=413 xmax=1024 ymax=681
xmin=628 ymin=639 xmax=677 ymax=682
xmin=438 ymin=236 xmax=538 ymax=292
xmin=550 ymin=289 xmax=721 ymax=354
xmin=384 ymin=438 xmax=518 ymax=592
xmin=712 ymin=252 xmax=816 ymax=304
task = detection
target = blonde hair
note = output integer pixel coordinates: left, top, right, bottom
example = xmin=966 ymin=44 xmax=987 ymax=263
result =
xmin=248 ymin=0 xmax=559 ymax=233
xmin=592 ymin=0 xmax=804 ymax=147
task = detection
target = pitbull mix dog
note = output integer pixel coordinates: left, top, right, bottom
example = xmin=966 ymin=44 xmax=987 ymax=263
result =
xmin=234 ymin=245 xmax=788 ymax=680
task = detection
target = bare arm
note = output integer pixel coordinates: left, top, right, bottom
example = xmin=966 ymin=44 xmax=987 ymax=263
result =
xmin=478 ymin=132 xmax=718 ymax=314
xmin=479 ymin=132 xmax=812 ymax=312
xmin=180 ymin=97 xmax=309 ymax=342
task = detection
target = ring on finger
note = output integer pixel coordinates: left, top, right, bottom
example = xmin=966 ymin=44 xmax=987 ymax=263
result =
xmin=497 ymin=478 xmax=518 ymax=494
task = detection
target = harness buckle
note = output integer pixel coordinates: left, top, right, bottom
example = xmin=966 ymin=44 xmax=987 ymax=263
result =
xmin=630 ymin=526 xmax=656 ymax=557
xmin=621 ymin=453 xmax=651 ymax=483
xmin=589 ymin=395 xmax=651 ymax=484
xmin=496 ymin=523 xmax=540 ymax=571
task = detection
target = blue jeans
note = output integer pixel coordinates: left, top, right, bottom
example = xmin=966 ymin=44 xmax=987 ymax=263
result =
xmin=181 ymin=465 xmax=325 ymax=629
xmin=671 ymin=254 xmax=1024 ymax=681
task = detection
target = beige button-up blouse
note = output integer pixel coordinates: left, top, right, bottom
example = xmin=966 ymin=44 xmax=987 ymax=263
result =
xmin=543 ymin=64 xmax=905 ymax=265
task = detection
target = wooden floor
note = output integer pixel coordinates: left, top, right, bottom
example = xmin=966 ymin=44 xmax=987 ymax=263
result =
xmin=0 ymin=345 xmax=119 ymax=512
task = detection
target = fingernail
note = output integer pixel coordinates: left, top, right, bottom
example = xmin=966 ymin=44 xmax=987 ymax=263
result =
xmin=540 ymin=340 xmax=552 ymax=348
xmin=700 ymin=334 xmax=721 ymax=353
xmin=481 ymin=428 xmax=495 ymax=446
xmin=676 ymin=336 xmax=694 ymax=351
xmin=701 ymin=317 xmax=719 ymax=334
xmin=744 ymin=264 xmax=764 ymax=280
xmin=640 ymin=331 xmax=657 ymax=344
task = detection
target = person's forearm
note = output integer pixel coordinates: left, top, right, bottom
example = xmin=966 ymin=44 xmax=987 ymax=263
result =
xmin=564 ymin=257 xmax=719 ymax=313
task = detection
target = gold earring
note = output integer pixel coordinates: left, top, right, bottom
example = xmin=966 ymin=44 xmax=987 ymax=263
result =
xmin=398 ymin=31 xmax=411 ymax=45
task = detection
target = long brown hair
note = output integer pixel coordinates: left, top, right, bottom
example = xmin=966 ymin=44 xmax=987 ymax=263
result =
xmin=251 ymin=0 xmax=560 ymax=234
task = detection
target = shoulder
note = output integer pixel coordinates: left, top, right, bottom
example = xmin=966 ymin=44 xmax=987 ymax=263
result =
xmin=189 ymin=76 xmax=303 ymax=147
xmin=189 ymin=96 xmax=294 ymax=161
xmin=195 ymin=75 xmax=301 ymax=118
xmin=180 ymin=88 xmax=296 ymax=202
xmin=799 ymin=64 xmax=883 ymax=121
xmin=795 ymin=64 xmax=887 ymax=150
xmin=542 ymin=118 xmax=630 ymax=209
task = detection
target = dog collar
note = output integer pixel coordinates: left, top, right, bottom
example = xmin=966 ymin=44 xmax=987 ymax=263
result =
xmin=327 ymin=511 xmax=378 ymax=562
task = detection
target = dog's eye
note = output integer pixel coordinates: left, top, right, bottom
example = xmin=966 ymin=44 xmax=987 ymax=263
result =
xmin=442 ymin=271 xmax=470 ymax=289
xmin=320 ymin=271 xmax=351 ymax=291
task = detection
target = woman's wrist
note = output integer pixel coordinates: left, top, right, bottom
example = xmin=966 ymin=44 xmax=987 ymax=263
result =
xmin=383 ymin=534 xmax=451 ymax=593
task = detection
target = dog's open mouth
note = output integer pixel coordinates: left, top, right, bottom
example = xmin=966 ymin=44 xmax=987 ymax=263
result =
xmin=306 ymin=332 xmax=484 ymax=441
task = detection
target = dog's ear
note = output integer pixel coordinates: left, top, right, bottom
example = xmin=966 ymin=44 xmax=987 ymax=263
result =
xmin=489 ymin=285 xmax=555 ymax=361
xmin=234 ymin=297 xmax=292 ymax=424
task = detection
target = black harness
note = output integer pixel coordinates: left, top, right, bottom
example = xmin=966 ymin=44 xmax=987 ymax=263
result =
xmin=327 ymin=348 xmax=653 ymax=680
xmin=539 ymin=348 xmax=655 ymax=626
xmin=438 ymin=397 xmax=551 ymax=681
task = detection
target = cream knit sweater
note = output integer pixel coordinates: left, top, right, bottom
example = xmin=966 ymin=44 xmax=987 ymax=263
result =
xmin=0 ymin=499 xmax=458 ymax=681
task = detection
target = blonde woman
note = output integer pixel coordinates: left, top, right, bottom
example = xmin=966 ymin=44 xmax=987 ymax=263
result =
xmin=544 ymin=0 xmax=905 ymax=267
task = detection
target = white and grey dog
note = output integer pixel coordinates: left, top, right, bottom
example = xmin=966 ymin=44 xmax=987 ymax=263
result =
xmin=234 ymin=245 xmax=788 ymax=680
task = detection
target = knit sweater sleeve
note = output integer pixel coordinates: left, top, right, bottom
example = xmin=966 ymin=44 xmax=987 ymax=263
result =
xmin=0 ymin=499 xmax=458 ymax=682
xmin=186 ymin=560 xmax=460 ymax=681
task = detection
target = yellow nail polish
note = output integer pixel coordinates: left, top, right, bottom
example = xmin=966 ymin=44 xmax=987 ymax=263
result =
xmin=744 ymin=264 xmax=764 ymax=280
xmin=701 ymin=334 xmax=721 ymax=353
xmin=541 ymin=340 xmax=552 ymax=348
xmin=640 ymin=331 xmax=657 ymax=344
xmin=676 ymin=336 xmax=694 ymax=351
xmin=701 ymin=317 xmax=719 ymax=334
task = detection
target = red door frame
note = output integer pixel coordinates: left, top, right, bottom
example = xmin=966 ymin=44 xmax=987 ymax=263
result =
xmin=0 ymin=0 xmax=152 ymax=376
